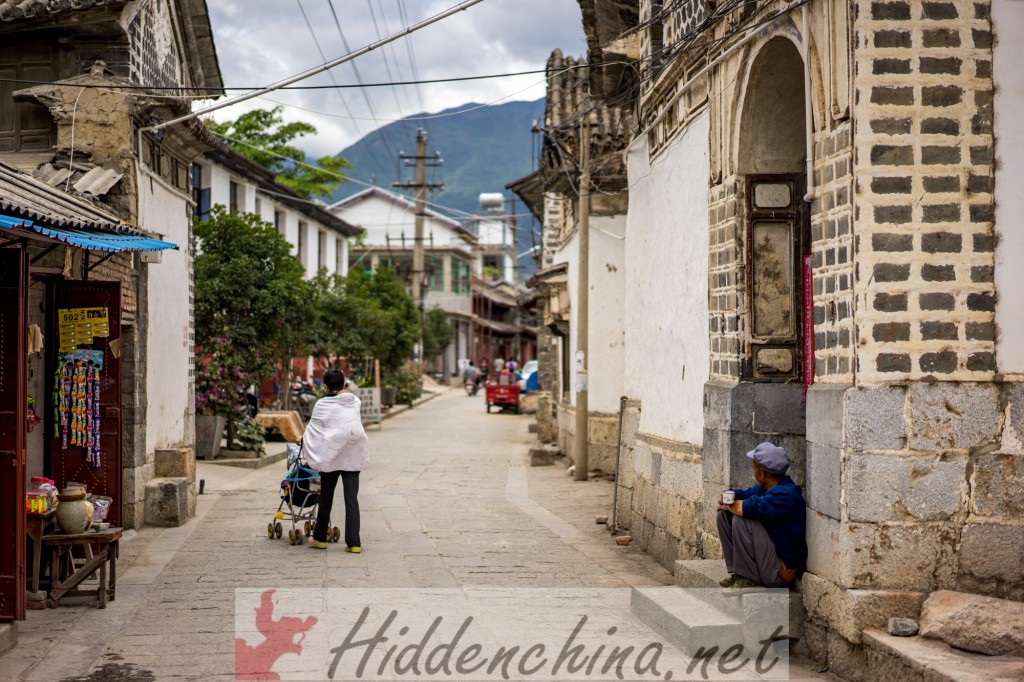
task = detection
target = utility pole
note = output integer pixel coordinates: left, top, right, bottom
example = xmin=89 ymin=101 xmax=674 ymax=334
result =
xmin=574 ymin=120 xmax=590 ymax=482
xmin=394 ymin=128 xmax=443 ymax=361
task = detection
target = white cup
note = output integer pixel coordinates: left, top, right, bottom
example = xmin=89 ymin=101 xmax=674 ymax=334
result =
xmin=721 ymin=490 xmax=736 ymax=505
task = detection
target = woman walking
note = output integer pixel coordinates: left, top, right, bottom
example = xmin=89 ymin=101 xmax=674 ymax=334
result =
xmin=301 ymin=369 xmax=368 ymax=552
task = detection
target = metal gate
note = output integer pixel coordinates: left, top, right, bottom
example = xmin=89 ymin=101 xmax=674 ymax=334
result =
xmin=0 ymin=249 xmax=27 ymax=622
xmin=49 ymin=280 xmax=122 ymax=527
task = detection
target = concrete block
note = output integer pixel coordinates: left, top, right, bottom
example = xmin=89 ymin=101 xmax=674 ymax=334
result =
xmin=846 ymin=453 xmax=967 ymax=523
xmin=144 ymin=477 xmax=190 ymax=527
xmin=827 ymin=628 xmax=870 ymax=682
xmin=957 ymin=522 xmax=1024 ymax=587
xmin=969 ymin=453 xmax=1024 ymax=518
xmin=920 ymin=590 xmax=1024 ymax=656
xmin=122 ymin=462 xmax=154 ymax=508
xmin=800 ymin=618 xmax=828 ymax=663
xmin=528 ymin=422 xmax=538 ymax=434
xmin=617 ymin=443 xmax=636 ymax=490
xmin=701 ymin=427 xmax=728 ymax=484
xmin=805 ymin=511 xmax=842 ymax=584
xmin=588 ymin=415 xmax=619 ymax=446
xmin=844 ymin=522 xmax=959 ymax=591
xmin=155 ymin=447 xmax=195 ymax=482
xmin=674 ymin=559 xmax=730 ymax=588
xmin=529 ymin=443 xmax=563 ymax=466
xmin=753 ymin=382 xmax=806 ymax=434
xmin=907 ymin=383 xmax=1001 ymax=451
xmin=634 ymin=442 xmax=653 ymax=482
xmin=650 ymin=451 xmax=662 ymax=485
xmin=698 ymin=528 xmax=723 ymax=560
xmin=806 ymin=443 xmax=841 ymax=520
xmin=659 ymin=455 xmax=701 ymax=500
xmin=801 ymin=572 xmax=927 ymax=644
xmin=779 ymin=434 xmax=807 ymax=486
xmin=588 ymin=443 xmax=615 ymax=473
xmin=727 ymin=429 xmax=766 ymax=488
xmin=702 ymin=380 xmax=753 ymax=431
xmin=806 ymin=383 xmax=849 ymax=448
xmin=863 ymin=628 xmax=1024 ymax=682
xmin=845 ymin=386 xmax=906 ymax=451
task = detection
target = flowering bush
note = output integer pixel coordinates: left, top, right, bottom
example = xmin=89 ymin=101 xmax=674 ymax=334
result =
xmin=195 ymin=336 xmax=252 ymax=417
xmin=389 ymin=361 xmax=423 ymax=406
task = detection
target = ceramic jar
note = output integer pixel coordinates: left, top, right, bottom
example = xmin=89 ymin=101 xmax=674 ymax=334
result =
xmin=56 ymin=487 xmax=94 ymax=534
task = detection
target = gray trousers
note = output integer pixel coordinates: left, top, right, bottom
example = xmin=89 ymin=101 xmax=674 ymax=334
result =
xmin=716 ymin=511 xmax=787 ymax=588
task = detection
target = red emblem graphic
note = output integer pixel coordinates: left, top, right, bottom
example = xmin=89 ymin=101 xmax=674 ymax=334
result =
xmin=235 ymin=589 xmax=318 ymax=680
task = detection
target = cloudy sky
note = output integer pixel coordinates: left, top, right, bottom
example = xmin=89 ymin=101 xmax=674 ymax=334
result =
xmin=205 ymin=0 xmax=587 ymax=157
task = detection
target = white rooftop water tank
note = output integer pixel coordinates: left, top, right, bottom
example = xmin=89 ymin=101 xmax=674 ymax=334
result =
xmin=479 ymin=193 xmax=505 ymax=210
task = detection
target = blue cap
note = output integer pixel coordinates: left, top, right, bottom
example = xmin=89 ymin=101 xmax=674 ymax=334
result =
xmin=746 ymin=442 xmax=790 ymax=475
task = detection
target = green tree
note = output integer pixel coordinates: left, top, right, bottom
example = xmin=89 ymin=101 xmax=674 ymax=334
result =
xmin=343 ymin=267 xmax=419 ymax=374
xmin=206 ymin=107 xmax=349 ymax=200
xmin=422 ymin=307 xmax=453 ymax=361
xmin=194 ymin=207 xmax=312 ymax=383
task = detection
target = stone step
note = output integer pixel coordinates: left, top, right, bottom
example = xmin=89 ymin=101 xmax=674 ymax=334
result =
xmin=529 ymin=443 xmax=563 ymax=466
xmin=675 ymin=559 xmax=732 ymax=588
xmin=0 ymin=623 xmax=17 ymax=656
xmin=862 ymin=629 xmax=1024 ymax=682
xmin=631 ymin=587 xmax=752 ymax=656
xmin=207 ymin=448 xmax=288 ymax=469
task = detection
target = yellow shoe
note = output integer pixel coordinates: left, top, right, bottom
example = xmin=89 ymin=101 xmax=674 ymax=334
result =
xmin=307 ymin=537 xmax=328 ymax=549
xmin=345 ymin=546 xmax=361 ymax=554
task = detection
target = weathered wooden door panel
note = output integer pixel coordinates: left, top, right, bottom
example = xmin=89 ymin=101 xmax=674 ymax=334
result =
xmin=0 ymin=249 xmax=27 ymax=622
xmin=50 ymin=281 xmax=122 ymax=527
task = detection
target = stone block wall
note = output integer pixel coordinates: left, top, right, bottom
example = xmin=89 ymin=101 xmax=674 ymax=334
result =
xmin=707 ymin=179 xmax=742 ymax=379
xmin=853 ymin=0 xmax=997 ymax=382
xmin=555 ymin=404 xmax=618 ymax=474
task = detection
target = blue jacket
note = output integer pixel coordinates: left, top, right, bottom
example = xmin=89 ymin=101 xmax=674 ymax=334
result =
xmin=734 ymin=477 xmax=807 ymax=575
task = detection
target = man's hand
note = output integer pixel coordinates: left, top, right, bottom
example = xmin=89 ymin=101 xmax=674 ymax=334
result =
xmin=717 ymin=500 xmax=744 ymax=516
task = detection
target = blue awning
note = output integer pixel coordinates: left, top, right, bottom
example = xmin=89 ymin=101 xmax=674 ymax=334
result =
xmin=0 ymin=214 xmax=176 ymax=253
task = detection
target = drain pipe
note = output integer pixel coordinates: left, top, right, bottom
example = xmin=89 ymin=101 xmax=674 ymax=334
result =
xmin=610 ymin=396 xmax=626 ymax=533
xmin=801 ymin=4 xmax=816 ymax=202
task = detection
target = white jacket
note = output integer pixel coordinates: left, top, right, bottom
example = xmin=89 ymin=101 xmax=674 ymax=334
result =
xmin=301 ymin=392 xmax=369 ymax=472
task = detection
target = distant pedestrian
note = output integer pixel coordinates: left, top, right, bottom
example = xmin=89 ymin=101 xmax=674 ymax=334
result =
xmin=717 ymin=442 xmax=806 ymax=590
xmin=463 ymin=361 xmax=478 ymax=384
xmin=300 ymin=369 xmax=368 ymax=553
xmin=493 ymin=356 xmax=505 ymax=373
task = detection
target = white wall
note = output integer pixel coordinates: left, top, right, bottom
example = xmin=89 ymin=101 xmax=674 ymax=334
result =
xmin=333 ymin=194 xmax=473 ymax=253
xmin=623 ymin=113 xmax=711 ymax=444
xmin=994 ymin=0 xmax=1024 ymax=374
xmin=138 ymin=170 xmax=194 ymax=454
xmin=557 ymin=213 xmax=627 ymax=415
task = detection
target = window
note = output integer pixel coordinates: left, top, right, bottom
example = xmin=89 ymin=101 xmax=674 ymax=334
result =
xmin=274 ymin=210 xmax=284 ymax=234
xmin=229 ymin=181 xmax=240 ymax=213
xmin=0 ymin=42 xmax=57 ymax=153
xmin=191 ymin=163 xmax=211 ymax=221
xmin=744 ymin=175 xmax=809 ymax=380
xmin=318 ymin=230 xmax=327 ymax=270
xmin=428 ymin=256 xmax=443 ymax=291
xmin=463 ymin=263 xmax=471 ymax=295
xmin=254 ymin=198 xmax=262 ymax=218
xmin=451 ymin=258 xmax=462 ymax=293
xmin=336 ymin=239 xmax=344 ymax=274
xmin=297 ymin=221 xmax=307 ymax=264
xmin=560 ymin=334 xmax=571 ymax=399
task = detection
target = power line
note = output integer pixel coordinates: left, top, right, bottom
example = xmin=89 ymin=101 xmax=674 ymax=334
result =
xmin=296 ymin=0 xmax=392 ymax=178
xmin=142 ymin=0 xmax=488 ymax=133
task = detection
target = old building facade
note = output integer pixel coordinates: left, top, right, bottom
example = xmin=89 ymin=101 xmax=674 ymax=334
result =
xmin=521 ymin=0 xmax=1024 ymax=672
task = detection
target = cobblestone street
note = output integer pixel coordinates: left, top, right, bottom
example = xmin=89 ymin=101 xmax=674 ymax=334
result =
xmin=0 ymin=392 xmax=827 ymax=681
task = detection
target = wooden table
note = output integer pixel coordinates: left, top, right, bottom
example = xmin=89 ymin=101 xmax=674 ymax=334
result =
xmin=25 ymin=509 xmax=57 ymax=596
xmin=43 ymin=527 xmax=121 ymax=608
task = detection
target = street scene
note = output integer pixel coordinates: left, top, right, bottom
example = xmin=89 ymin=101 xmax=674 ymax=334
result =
xmin=2 ymin=0 xmax=1024 ymax=681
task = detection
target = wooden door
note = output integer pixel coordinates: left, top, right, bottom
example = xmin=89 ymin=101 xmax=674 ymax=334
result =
xmin=50 ymin=281 xmax=122 ymax=526
xmin=0 ymin=249 xmax=27 ymax=622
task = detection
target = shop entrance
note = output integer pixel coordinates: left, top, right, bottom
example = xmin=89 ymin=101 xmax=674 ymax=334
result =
xmin=48 ymin=280 xmax=123 ymax=527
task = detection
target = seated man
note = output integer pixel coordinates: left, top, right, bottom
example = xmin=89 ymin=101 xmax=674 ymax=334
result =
xmin=717 ymin=442 xmax=807 ymax=590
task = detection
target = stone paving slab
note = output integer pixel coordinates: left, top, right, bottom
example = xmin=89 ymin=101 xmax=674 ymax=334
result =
xmin=0 ymin=391 xmax=834 ymax=682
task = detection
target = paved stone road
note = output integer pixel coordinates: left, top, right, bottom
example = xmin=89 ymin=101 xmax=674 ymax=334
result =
xmin=0 ymin=390 xmax=830 ymax=681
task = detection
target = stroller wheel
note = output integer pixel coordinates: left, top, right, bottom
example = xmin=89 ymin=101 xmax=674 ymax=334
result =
xmin=332 ymin=526 xmax=341 ymax=543
xmin=275 ymin=522 xmax=283 ymax=538
xmin=287 ymin=529 xmax=295 ymax=545
xmin=295 ymin=531 xmax=304 ymax=545
xmin=267 ymin=523 xmax=275 ymax=539
xmin=304 ymin=521 xmax=311 ymax=536
xmin=311 ymin=520 xmax=316 ymax=533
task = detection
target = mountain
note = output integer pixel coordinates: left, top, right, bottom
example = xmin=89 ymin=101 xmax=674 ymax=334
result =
xmin=330 ymin=99 xmax=544 ymax=218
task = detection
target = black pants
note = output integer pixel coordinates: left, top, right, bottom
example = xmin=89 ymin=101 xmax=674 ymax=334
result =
xmin=314 ymin=470 xmax=361 ymax=547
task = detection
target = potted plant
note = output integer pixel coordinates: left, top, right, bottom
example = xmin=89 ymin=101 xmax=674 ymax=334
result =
xmin=194 ymin=336 xmax=249 ymax=460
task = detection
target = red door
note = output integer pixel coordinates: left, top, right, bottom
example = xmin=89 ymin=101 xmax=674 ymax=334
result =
xmin=0 ymin=249 xmax=27 ymax=622
xmin=50 ymin=281 xmax=122 ymax=527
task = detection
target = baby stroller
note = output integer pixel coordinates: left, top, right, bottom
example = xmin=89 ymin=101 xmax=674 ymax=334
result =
xmin=266 ymin=444 xmax=341 ymax=545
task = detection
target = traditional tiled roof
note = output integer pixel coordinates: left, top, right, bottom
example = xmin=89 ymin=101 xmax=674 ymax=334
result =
xmin=0 ymin=160 xmax=140 ymax=235
xmin=0 ymin=0 xmax=127 ymax=22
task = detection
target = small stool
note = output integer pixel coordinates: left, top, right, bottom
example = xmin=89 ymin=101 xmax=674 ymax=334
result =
xmin=42 ymin=527 xmax=121 ymax=608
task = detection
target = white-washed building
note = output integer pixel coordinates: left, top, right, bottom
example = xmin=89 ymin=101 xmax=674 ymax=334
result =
xmin=330 ymin=186 xmax=476 ymax=377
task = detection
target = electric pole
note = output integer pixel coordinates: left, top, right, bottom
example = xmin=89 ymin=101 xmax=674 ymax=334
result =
xmin=393 ymin=128 xmax=443 ymax=361
xmin=574 ymin=120 xmax=590 ymax=482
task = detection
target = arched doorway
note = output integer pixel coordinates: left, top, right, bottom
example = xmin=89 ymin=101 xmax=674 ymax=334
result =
xmin=736 ymin=36 xmax=810 ymax=383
